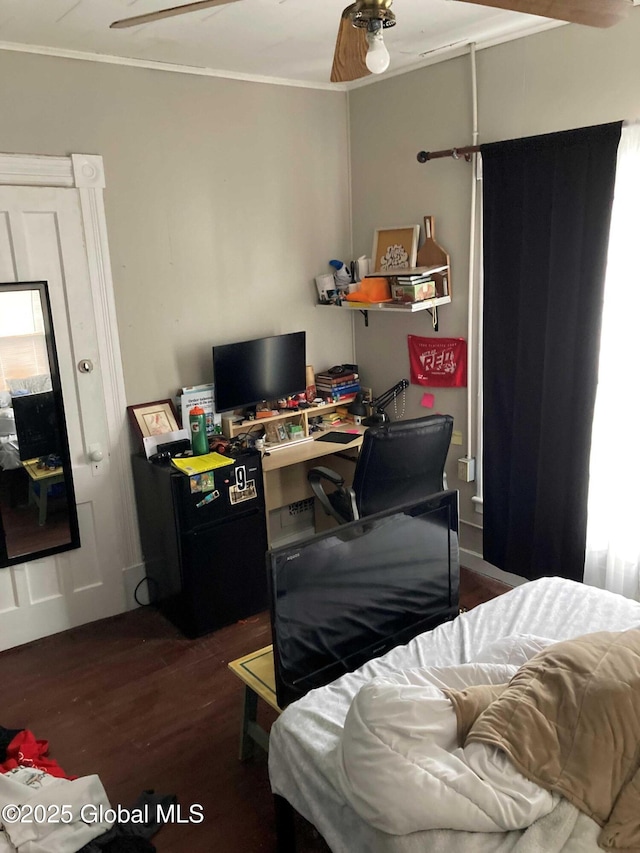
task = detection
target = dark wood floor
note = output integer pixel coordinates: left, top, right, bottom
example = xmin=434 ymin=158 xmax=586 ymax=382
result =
xmin=0 ymin=567 xmax=511 ymax=853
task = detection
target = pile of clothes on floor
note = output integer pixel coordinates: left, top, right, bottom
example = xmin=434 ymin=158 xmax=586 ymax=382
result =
xmin=0 ymin=725 xmax=175 ymax=853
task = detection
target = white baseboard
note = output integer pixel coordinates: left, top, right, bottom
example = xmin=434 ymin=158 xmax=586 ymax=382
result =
xmin=460 ymin=548 xmax=528 ymax=588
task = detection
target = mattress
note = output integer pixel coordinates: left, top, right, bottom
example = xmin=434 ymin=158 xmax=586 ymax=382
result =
xmin=268 ymin=576 xmax=640 ymax=853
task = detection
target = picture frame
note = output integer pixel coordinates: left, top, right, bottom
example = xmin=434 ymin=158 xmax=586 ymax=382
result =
xmin=264 ymin=421 xmax=281 ymax=446
xmin=372 ymin=225 xmax=420 ymax=274
xmin=127 ymin=399 xmax=180 ymax=449
xmin=276 ymin=423 xmax=288 ymax=442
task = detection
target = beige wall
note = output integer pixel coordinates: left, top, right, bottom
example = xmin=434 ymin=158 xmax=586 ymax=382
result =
xmin=0 ymin=50 xmax=353 ymax=404
xmin=348 ymin=8 xmax=640 ymax=555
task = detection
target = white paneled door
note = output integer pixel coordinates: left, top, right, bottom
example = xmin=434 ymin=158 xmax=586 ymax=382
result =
xmin=0 ymin=154 xmax=141 ymax=651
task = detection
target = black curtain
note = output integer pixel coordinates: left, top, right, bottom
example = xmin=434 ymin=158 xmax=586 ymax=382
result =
xmin=482 ymin=122 xmax=621 ymax=581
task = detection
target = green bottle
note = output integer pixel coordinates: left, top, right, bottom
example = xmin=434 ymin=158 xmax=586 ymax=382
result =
xmin=189 ymin=405 xmax=208 ymax=455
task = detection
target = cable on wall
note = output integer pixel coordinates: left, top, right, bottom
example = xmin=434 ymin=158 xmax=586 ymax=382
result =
xmin=466 ymin=42 xmax=479 ymax=465
xmin=415 ymin=44 xmax=483 ymax=498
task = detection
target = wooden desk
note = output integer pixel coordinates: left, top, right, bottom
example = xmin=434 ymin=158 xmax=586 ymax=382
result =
xmin=228 ymin=644 xmax=279 ymax=759
xmin=261 ymin=425 xmax=365 ymax=474
xmin=224 ymin=406 xmax=366 ymax=545
xmin=224 ymin=408 xmax=365 ymax=519
xmin=261 ymin=426 xmax=364 ymax=545
xmin=21 ymin=457 xmax=64 ymax=526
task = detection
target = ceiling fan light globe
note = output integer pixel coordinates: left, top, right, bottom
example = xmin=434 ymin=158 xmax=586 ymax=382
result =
xmin=365 ymin=30 xmax=390 ymax=74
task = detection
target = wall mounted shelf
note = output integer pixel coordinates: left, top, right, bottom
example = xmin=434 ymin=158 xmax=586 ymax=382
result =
xmin=319 ymin=294 xmax=451 ymax=328
xmin=316 ymin=216 xmax=452 ymax=329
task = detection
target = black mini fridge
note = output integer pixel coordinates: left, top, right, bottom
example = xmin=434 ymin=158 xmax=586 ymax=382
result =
xmin=131 ymin=450 xmax=268 ymax=637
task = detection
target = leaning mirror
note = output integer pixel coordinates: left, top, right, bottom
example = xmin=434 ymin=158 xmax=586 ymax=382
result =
xmin=0 ymin=281 xmax=80 ymax=566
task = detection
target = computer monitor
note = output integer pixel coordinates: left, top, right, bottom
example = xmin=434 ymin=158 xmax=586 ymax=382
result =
xmin=268 ymin=490 xmax=460 ymax=708
xmin=213 ymin=331 xmax=306 ymax=413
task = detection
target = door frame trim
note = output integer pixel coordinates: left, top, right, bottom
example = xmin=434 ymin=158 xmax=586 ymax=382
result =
xmin=0 ymin=151 xmax=141 ymax=583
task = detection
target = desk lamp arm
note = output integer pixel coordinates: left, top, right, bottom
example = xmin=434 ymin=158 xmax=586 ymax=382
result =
xmin=363 ymin=379 xmax=409 ymax=426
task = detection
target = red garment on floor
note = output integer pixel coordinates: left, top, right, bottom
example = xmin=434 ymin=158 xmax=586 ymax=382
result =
xmin=0 ymin=730 xmax=76 ymax=780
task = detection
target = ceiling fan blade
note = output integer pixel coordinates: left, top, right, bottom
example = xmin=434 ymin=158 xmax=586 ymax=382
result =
xmin=454 ymin=0 xmax=631 ymax=28
xmin=331 ymin=5 xmax=371 ymax=83
xmin=110 ymin=0 xmax=240 ymax=29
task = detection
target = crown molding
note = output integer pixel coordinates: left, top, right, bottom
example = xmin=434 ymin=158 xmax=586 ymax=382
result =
xmin=0 ymin=40 xmax=346 ymax=92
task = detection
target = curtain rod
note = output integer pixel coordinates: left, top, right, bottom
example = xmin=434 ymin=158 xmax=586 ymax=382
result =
xmin=417 ymin=145 xmax=480 ymax=163
xmin=418 ymin=120 xmax=624 ymax=163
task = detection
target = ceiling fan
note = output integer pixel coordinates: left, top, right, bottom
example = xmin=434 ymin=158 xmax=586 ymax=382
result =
xmin=110 ymin=0 xmax=631 ymax=84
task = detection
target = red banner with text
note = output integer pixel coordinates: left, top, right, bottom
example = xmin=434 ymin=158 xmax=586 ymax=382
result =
xmin=408 ymin=335 xmax=467 ymax=387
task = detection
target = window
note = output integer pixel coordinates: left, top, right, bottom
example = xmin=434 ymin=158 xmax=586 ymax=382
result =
xmin=0 ymin=290 xmax=49 ymax=392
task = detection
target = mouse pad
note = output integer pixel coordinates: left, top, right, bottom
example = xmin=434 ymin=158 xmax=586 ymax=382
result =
xmin=315 ymin=432 xmax=360 ymax=444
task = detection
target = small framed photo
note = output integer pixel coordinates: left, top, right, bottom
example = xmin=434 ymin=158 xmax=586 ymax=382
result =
xmin=264 ymin=421 xmax=280 ymax=445
xmin=127 ymin=399 xmax=180 ymax=449
xmin=276 ymin=423 xmax=288 ymax=442
xmin=372 ymin=225 xmax=420 ymax=274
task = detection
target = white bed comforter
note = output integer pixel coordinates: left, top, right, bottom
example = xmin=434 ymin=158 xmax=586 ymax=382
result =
xmin=0 ymin=434 xmax=19 ymax=471
xmin=0 ymin=405 xmax=19 ymax=471
xmin=335 ymin=645 xmax=559 ymax=836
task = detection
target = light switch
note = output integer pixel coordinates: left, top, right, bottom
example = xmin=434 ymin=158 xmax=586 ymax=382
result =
xmin=451 ymin=430 xmax=463 ymax=446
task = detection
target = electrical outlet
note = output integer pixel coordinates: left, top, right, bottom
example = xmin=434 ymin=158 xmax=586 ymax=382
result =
xmin=458 ymin=457 xmax=476 ymax=483
xmin=451 ymin=430 xmax=463 ymax=446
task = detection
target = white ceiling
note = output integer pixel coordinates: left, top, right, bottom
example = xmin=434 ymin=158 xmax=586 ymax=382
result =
xmin=0 ymin=0 xmax=568 ymax=89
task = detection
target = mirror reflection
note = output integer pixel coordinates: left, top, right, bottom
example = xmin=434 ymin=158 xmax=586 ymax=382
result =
xmin=0 ymin=281 xmax=80 ymax=566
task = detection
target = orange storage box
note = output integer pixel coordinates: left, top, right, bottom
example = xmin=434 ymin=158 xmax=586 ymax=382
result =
xmin=344 ymin=277 xmax=392 ymax=303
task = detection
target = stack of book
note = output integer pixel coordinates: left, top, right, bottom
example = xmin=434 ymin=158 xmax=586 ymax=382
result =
xmin=321 ymin=411 xmax=343 ymax=428
xmin=334 ymin=404 xmax=353 ymax=423
xmin=315 ymin=370 xmax=360 ymax=403
xmin=391 ymin=269 xmax=438 ymax=303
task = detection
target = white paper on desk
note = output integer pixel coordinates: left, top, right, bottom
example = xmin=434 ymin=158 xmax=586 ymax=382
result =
xmin=143 ymin=429 xmax=190 ymax=459
xmin=179 ymin=383 xmax=221 ymax=436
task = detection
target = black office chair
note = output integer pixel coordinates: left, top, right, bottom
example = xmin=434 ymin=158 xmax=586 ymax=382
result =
xmin=308 ymin=413 xmax=454 ymax=524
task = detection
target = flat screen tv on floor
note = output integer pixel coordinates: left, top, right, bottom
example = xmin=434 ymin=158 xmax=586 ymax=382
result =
xmin=268 ymin=490 xmax=460 ymax=708
xmin=213 ymin=331 xmax=306 ymax=413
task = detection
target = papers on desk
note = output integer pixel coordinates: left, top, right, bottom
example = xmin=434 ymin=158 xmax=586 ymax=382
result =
xmin=265 ymin=436 xmax=314 ymax=452
xmin=171 ymin=452 xmax=235 ymax=475
xmin=178 ymin=383 xmax=221 ymax=436
xmin=143 ymin=429 xmax=190 ymax=459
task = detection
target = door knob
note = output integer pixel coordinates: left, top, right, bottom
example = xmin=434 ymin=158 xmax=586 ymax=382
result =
xmin=89 ymin=448 xmax=104 ymax=462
